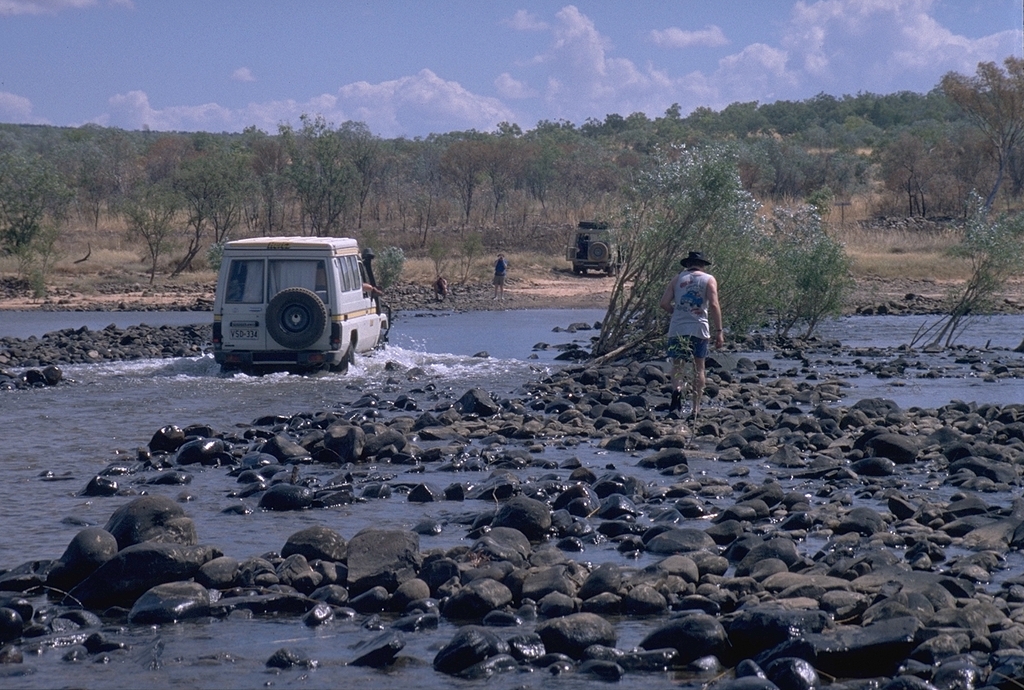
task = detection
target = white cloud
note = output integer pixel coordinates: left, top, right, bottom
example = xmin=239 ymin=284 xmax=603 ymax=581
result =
xmin=98 ymin=70 xmax=516 ymax=138
xmin=0 ymin=91 xmax=45 ymax=123
xmin=231 ymin=67 xmax=256 ymax=83
xmin=0 ymin=0 xmax=129 ymax=15
xmin=495 ymin=72 xmax=537 ymax=99
xmin=649 ymin=25 xmax=728 ymax=49
xmin=503 ymin=9 xmax=547 ymax=31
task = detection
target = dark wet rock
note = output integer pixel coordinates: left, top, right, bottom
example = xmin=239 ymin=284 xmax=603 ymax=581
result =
xmin=67 ymin=542 xmax=220 ymax=610
xmin=492 ymin=495 xmax=552 ymax=541
xmin=46 ymin=527 xmax=119 ymax=592
xmin=764 ymin=656 xmax=821 ymax=690
xmin=851 ymin=456 xmax=896 ymax=476
xmin=103 ymin=495 xmax=197 ymax=549
xmin=128 ymin=581 xmax=211 ymax=624
xmin=81 ymin=475 xmax=119 ymax=496
xmin=260 ymin=433 xmax=312 ymax=464
xmin=276 ymin=554 xmax=322 ymax=593
xmin=258 ymin=483 xmax=314 ymax=511
xmin=322 ymin=423 xmax=365 ymax=463
xmin=458 ymin=389 xmax=500 ymax=417
xmin=0 ymin=608 xmax=23 ymax=644
xmin=470 ymin=527 xmax=531 ymax=567
xmin=506 ymin=632 xmax=545 ymax=662
xmin=579 ymin=658 xmax=624 ymax=680
xmin=639 ymin=612 xmax=729 ymax=664
xmin=442 ymin=578 xmax=513 ymax=620
xmin=346 ymin=529 xmax=421 ymax=595
xmin=725 ymin=606 xmax=832 ymax=660
xmin=536 ymin=612 xmax=617 ymax=659
xmin=349 ymin=630 xmax=405 ymax=667
xmin=149 ymin=425 xmax=187 ymax=454
xmin=175 ymin=438 xmax=230 ymax=466
xmin=645 ymin=527 xmax=717 ymax=555
xmin=310 ymin=584 xmax=350 ymax=607
xmin=349 ymin=586 xmax=390 ymax=613
xmin=433 ymin=625 xmax=509 ymax=675
xmin=637 ymin=447 xmax=688 ymax=469
xmin=281 ymin=525 xmax=347 ymax=563
xmin=836 ymin=506 xmax=888 ymax=536
xmin=266 ymin=647 xmax=315 ymax=669
xmin=866 ymin=433 xmax=920 ymax=464
xmin=759 ymin=616 xmax=921 ymax=679
xmin=623 ymin=583 xmax=668 ymax=615
xmin=195 ymin=556 xmax=239 ymax=589
xmin=301 ymin=602 xmax=334 ymax=627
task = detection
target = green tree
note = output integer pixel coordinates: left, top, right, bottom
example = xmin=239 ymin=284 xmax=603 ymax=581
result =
xmin=941 ymin=57 xmax=1024 ymax=210
xmin=373 ymin=246 xmax=405 ymax=290
xmin=282 ymin=114 xmax=357 ymax=236
xmin=121 ymin=181 xmax=181 ymax=284
xmin=595 ymin=145 xmax=769 ymax=358
xmin=457 ymin=232 xmax=483 ymax=284
xmin=0 ymin=150 xmax=71 ymax=278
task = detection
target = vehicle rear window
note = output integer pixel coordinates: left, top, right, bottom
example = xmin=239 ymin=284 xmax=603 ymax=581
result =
xmin=268 ymin=259 xmax=329 ymax=303
xmin=225 ymin=260 xmax=264 ymax=303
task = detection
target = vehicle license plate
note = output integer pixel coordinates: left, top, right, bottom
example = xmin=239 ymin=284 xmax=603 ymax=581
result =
xmin=230 ymin=329 xmax=259 ymax=339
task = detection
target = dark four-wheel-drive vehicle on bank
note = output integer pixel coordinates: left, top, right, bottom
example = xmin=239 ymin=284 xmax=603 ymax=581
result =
xmin=213 ymin=236 xmax=389 ymax=374
xmin=566 ymin=221 xmax=619 ymax=275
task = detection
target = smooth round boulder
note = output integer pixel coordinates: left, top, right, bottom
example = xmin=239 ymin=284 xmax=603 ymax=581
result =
xmin=536 ymin=612 xmax=617 ymax=659
xmin=492 ymin=495 xmax=552 ymax=541
xmin=258 ymin=483 xmax=314 ymax=511
xmin=441 ymin=578 xmax=513 ymax=621
xmin=46 ymin=527 xmax=118 ymax=591
xmin=103 ymin=495 xmax=197 ymax=549
xmin=639 ymin=613 xmax=728 ymax=664
xmin=433 ymin=625 xmax=509 ymax=675
xmin=128 ymin=581 xmax=211 ymax=624
xmin=281 ymin=525 xmax=347 ymax=562
xmin=346 ymin=529 xmax=421 ymax=595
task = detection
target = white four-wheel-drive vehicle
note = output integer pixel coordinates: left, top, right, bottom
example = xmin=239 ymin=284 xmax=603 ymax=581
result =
xmin=212 ymin=236 xmax=389 ymax=373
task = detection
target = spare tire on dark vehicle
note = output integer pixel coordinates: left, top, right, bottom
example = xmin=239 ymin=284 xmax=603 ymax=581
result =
xmin=588 ymin=242 xmax=609 ymax=262
xmin=266 ymin=287 xmax=327 ymax=350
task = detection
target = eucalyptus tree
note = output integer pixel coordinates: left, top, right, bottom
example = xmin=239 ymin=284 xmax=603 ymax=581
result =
xmin=941 ymin=57 xmax=1024 ymax=210
xmin=172 ymin=142 xmax=251 ymax=274
xmin=0 ymin=150 xmax=72 ymax=277
xmin=281 ymin=115 xmax=357 ymax=237
xmin=121 ymin=180 xmax=181 ymax=284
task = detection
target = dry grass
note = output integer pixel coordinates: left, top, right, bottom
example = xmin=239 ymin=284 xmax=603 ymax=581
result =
xmin=835 ymin=223 xmax=968 ymax=281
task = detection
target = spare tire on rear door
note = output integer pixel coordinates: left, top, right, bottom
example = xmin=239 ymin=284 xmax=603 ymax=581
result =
xmin=266 ymin=287 xmax=327 ymax=350
xmin=588 ymin=242 xmax=609 ymax=262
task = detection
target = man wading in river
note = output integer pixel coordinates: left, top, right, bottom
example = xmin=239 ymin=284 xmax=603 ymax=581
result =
xmin=659 ymin=251 xmax=724 ymax=419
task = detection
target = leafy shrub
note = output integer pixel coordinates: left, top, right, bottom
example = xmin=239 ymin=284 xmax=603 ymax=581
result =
xmin=374 ymin=246 xmax=405 ymax=290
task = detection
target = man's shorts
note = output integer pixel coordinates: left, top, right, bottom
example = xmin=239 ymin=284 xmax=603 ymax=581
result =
xmin=493 ymin=274 xmax=506 ymax=286
xmin=667 ymin=335 xmax=709 ymax=361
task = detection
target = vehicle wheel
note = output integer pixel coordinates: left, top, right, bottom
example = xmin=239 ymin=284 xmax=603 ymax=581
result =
xmin=330 ymin=339 xmax=355 ymax=373
xmin=266 ymin=287 xmax=327 ymax=350
xmin=588 ymin=242 xmax=609 ymax=262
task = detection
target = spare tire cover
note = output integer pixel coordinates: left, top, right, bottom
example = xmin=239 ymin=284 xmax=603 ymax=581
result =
xmin=588 ymin=242 xmax=609 ymax=261
xmin=266 ymin=287 xmax=327 ymax=350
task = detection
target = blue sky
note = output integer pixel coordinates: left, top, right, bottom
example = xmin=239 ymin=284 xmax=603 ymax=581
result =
xmin=1 ymin=0 xmax=1021 ymax=138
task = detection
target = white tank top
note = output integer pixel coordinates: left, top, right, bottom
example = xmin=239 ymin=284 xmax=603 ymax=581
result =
xmin=668 ymin=269 xmax=711 ymax=339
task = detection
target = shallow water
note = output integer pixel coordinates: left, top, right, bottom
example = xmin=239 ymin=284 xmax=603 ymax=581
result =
xmin=1 ymin=310 xmax=1024 ymax=688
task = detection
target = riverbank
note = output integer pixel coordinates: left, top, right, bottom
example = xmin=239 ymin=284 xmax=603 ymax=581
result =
xmin=4 ymin=271 xmax=1024 ymax=316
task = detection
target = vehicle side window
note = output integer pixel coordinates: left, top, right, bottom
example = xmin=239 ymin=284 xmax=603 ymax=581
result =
xmin=225 ymin=260 xmax=264 ymax=303
xmin=268 ymin=259 xmax=329 ymax=304
xmin=336 ymin=255 xmax=360 ymax=293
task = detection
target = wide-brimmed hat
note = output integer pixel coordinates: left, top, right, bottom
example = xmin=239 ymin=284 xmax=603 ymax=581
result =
xmin=680 ymin=251 xmax=711 ymax=267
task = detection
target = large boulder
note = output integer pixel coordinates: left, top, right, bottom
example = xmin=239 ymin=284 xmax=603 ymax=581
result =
xmin=492 ymin=495 xmax=552 ymax=541
xmin=281 ymin=526 xmax=347 ymax=562
xmin=46 ymin=527 xmax=118 ymax=591
xmin=68 ymin=542 xmax=220 ymax=610
xmin=346 ymin=529 xmax=421 ymax=595
xmin=536 ymin=612 xmax=617 ymax=659
xmin=128 ymin=581 xmax=211 ymax=624
xmin=639 ymin=613 xmax=729 ymax=664
xmin=103 ymin=495 xmax=197 ymax=549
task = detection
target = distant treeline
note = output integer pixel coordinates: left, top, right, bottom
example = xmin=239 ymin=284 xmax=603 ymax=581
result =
xmin=0 ymin=58 xmax=1021 ymax=269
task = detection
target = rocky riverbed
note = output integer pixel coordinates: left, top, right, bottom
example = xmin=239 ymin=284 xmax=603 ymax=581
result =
xmin=3 ymin=323 xmax=1024 ymax=688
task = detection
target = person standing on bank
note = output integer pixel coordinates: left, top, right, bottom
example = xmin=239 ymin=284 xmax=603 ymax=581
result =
xmin=493 ymin=253 xmax=508 ymax=300
xmin=659 ymin=250 xmax=724 ymax=417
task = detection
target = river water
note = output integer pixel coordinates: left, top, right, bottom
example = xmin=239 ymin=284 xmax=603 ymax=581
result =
xmin=0 ymin=308 xmax=1023 ymax=688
